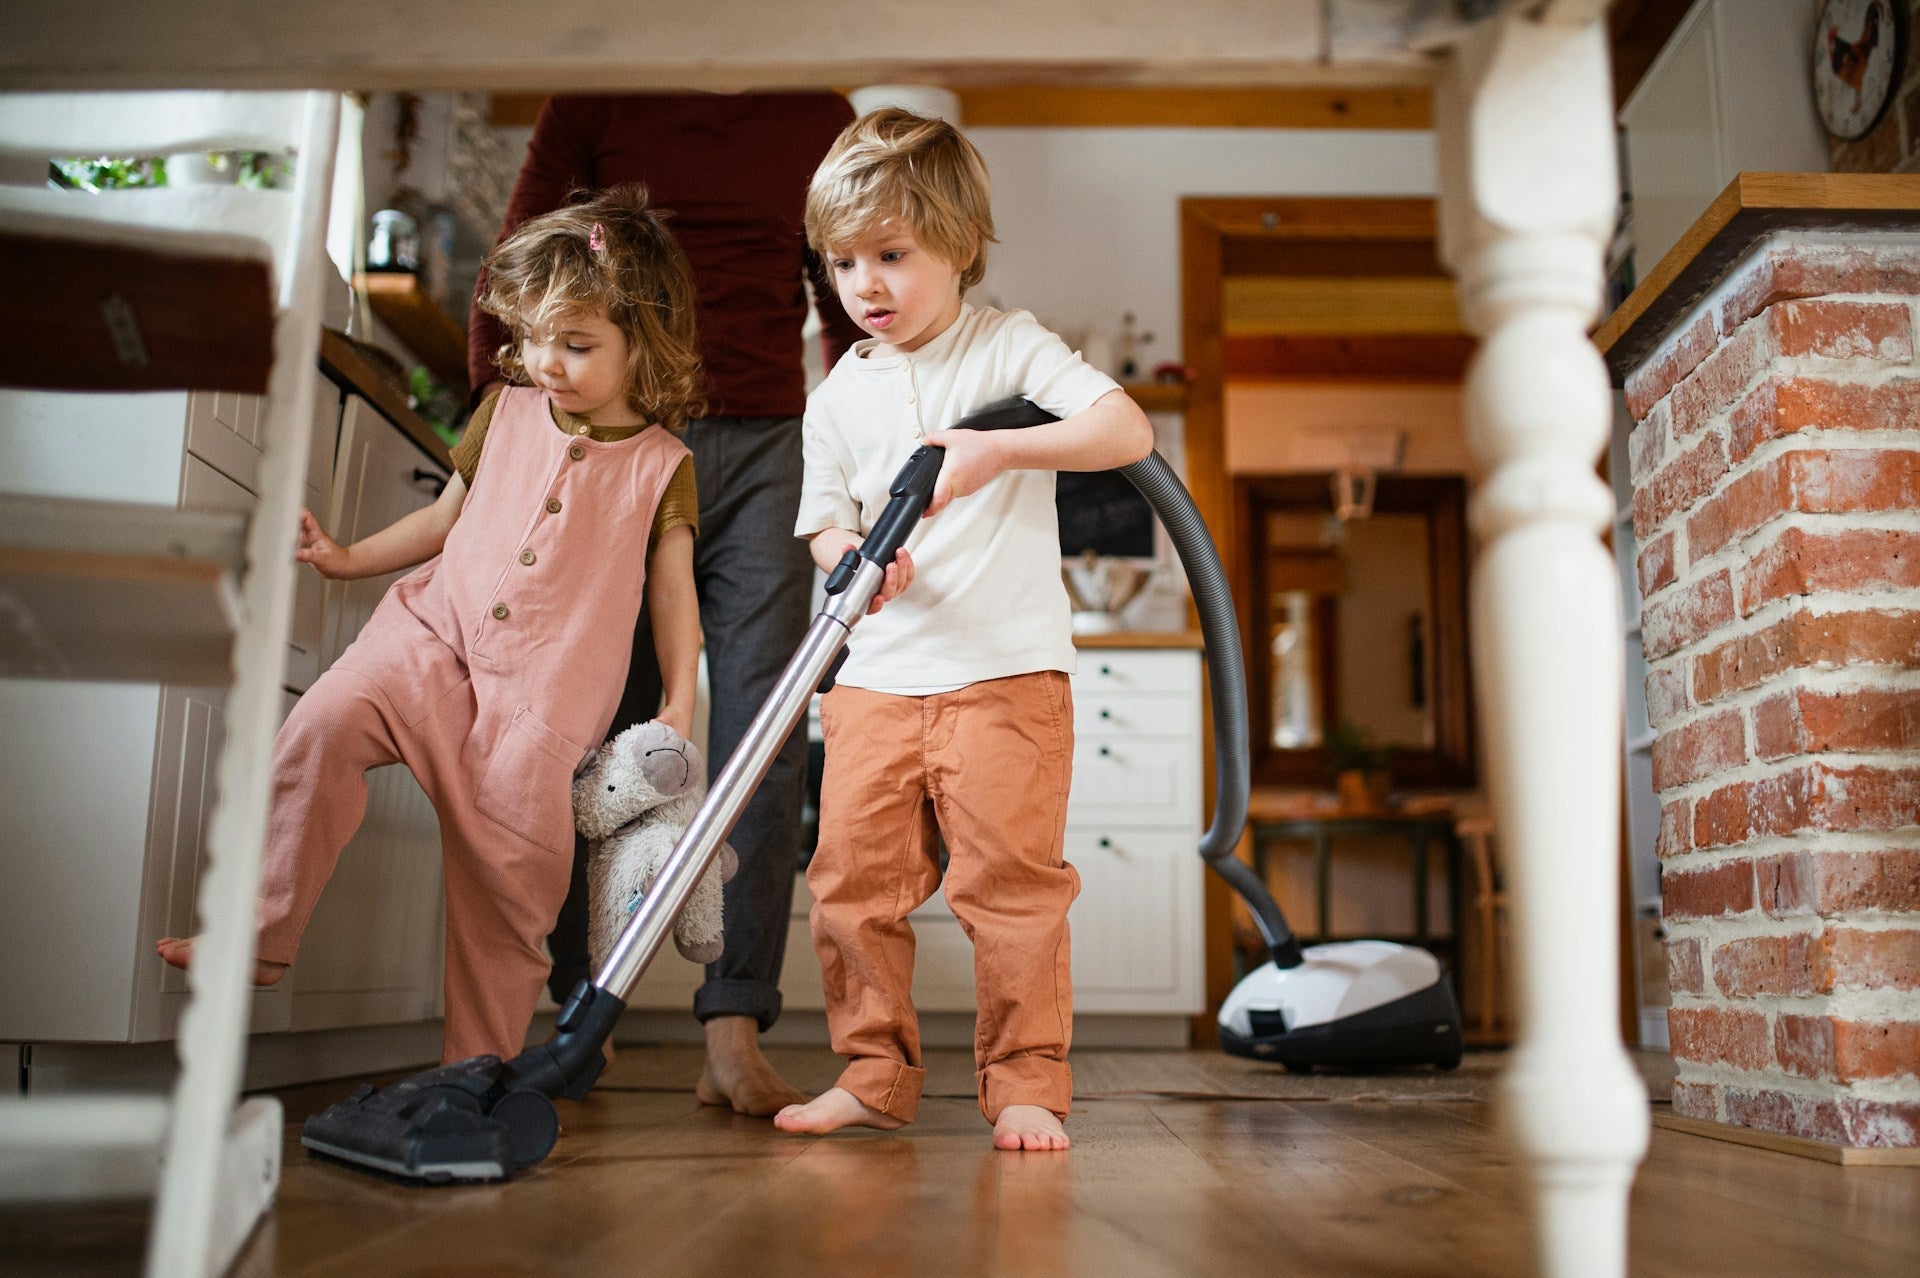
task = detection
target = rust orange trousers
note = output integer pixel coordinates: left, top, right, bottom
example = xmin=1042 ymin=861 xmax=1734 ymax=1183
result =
xmin=809 ymin=670 xmax=1079 ymax=1124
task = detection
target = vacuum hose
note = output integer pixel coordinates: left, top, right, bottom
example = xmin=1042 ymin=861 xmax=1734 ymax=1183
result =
xmin=1117 ymin=450 xmax=1302 ymax=969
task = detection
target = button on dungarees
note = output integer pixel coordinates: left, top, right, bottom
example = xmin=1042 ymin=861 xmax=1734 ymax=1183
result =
xmin=256 ymin=387 xmax=688 ymax=1062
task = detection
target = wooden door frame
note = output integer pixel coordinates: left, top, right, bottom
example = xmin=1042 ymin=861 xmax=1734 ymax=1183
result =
xmin=1179 ymin=195 xmax=1447 ymax=1031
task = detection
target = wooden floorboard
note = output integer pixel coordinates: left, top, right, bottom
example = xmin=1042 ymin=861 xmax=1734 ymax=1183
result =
xmin=5 ymin=1048 xmax=1914 ymax=1277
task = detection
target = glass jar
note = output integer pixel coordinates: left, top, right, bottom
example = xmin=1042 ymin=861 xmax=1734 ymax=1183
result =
xmin=367 ymin=209 xmax=419 ymax=273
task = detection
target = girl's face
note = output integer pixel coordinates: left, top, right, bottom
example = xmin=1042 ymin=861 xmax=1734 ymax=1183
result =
xmin=829 ymin=220 xmax=965 ymax=355
xmin=519 ymin=307 xmax=639 ymax=426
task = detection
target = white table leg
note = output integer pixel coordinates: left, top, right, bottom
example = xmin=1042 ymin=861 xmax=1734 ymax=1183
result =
xmin=1434 ymin=8 xmax=1651 ymax=1276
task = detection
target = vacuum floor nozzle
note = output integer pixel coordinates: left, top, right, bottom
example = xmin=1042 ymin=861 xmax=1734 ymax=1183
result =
xmin=299 ymin=1055 xmax=558 ymax=1184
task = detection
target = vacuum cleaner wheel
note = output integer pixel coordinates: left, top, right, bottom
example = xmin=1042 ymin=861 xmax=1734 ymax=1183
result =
xmin=491 ymin=1087 xmax=561 ymax=1168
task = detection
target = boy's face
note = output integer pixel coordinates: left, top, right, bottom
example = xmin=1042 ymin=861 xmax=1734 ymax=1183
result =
xmin=518 ymin=305 xmax=636 ymax=425
xmin=828 ymin=220 xmax=965 ymax=355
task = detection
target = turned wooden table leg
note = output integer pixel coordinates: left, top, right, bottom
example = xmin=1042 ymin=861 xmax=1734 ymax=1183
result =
xmin=1434 ymin=6 xmax=1651 ymax=1276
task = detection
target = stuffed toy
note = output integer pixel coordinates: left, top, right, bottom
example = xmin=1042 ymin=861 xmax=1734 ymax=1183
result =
xmin=572 ymin=720 xmax=736 ymax=969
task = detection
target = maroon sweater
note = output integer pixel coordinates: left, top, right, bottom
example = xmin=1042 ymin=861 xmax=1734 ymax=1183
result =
xmin=467 ymin=92 xmax=865 ymax=417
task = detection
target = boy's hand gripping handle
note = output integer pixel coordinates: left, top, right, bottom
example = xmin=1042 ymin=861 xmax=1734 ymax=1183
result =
xmin=822 ymin=397 xmax=1061 ymax=597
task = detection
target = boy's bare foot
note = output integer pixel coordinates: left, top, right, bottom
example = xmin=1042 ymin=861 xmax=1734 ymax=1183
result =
xmin=154 ymin=936 xmax=288 ymax=988
xmin=694 ymin=1014 xmax=810 ymax=1116
xmin=993 ymin=1104 xmax=1070 ymax=1151
xmin=772 ymin=1087 xmax=905 ymax=1135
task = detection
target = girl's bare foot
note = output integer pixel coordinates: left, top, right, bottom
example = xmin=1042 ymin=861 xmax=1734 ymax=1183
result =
xmin=773 ymin=1087 xmax=905 ymax=1135
xmin=694 ymin=1014 xmax=810 ymax=1116
xmin=154 ymin=937 xmax=288 ymax=988
xmin=993 ymin=1104 xmax=1069 ymax=1151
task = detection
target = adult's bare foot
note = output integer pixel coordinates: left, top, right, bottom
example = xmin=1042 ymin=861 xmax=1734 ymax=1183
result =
xmin=772 ymin=1087 xmax=905 ymax=1135
xmin=992 ymin=1104 xmax=1069 ymax=1151
xmin=694 ymin=1014 xmax=809 ymax=1116
xmin=154 ymin=936 xmax=288 ymax=988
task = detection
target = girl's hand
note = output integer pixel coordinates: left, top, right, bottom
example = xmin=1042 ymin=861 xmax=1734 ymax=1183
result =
xmin=294 ymin=508 xmax=353 ymax=579
xmin=869 ymin=548 xmax=914 ymax=614
xmin=652 ymin=705 xmax=693 ymax=741
xmin=923 ymin=429 xmax=1006 ymax=517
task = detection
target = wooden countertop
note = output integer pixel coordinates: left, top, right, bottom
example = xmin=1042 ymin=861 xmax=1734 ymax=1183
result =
xmin=1594 ymin=172 xmax=1920 ymax=384
xmin=318 ymin=328 xmax=455 ymax=470
xmin=1073 ymin=629 xmax=1204 ymax=649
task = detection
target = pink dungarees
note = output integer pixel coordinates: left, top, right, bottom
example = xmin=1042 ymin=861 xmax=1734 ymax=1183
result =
xmin=256 ymin=387 xmax=688 ymax=1062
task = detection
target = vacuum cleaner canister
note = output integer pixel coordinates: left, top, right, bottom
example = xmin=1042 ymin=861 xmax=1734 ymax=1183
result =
xmin=1217 ymin=940 xmax=1464 ymax=1071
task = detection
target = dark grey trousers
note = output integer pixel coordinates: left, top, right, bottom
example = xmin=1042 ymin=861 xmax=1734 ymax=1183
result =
xmin=547 ymin=416 xmax=813 ymax=1031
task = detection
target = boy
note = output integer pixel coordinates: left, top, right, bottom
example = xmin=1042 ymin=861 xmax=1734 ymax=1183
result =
xmin=774 ymin=108 xmax=1153 ymax=1151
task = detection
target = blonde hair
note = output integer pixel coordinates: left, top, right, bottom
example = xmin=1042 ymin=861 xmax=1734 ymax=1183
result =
xmin=804 ymin=107 xmax=996 ymax=292
xmin=478 ymin=184 xmax=706 ymax=431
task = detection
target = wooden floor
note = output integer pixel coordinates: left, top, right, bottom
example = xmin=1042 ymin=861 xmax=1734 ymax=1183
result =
xmin=7 ymin=1048 xmax=1919 ymax=1276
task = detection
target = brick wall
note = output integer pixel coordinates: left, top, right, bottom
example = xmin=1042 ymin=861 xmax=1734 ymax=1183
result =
xmin=1832 ymin=0 xmax=1920 ymax=174
xmin=1628 ymin=233 xmax=1920 ymax=1146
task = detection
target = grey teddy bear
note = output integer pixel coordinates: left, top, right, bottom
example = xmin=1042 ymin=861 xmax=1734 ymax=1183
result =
xmin=572 ymin=720 xmax=737 ymax=969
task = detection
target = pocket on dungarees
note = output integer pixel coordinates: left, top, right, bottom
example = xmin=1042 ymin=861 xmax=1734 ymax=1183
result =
xmin=474 ymin=706 xmax=584 ymax=854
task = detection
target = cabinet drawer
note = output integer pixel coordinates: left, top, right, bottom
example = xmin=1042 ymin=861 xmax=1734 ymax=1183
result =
xmin=1074 ymin=690 xmax=1197 ymax=740
xmin=180 ymin=453 xmax=323 ymax=689
xmin=186 ymin=389 xmax=264 ymax=493
xmin=1073 ymin=648 xmax=1199 ymax=697
xmin=1068 ymin=735 xmax=1200 ymax=828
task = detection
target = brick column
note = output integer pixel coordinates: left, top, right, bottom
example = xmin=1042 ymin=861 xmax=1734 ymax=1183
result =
xmin=1627 ymin=237 xmax=1920 ymax=1146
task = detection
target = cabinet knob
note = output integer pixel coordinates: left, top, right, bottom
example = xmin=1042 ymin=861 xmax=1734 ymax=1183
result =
xmin=1098 ymin=836 xmax=1112 ymax=849
xmin=410 ymin=468 xmax=445 ymax=497
xmin=1099 ymin=664 xmax=1112 ymax=676
xmin=1098 ymin=745 xmax=1111 ymax=757
xmin=1098 ymin=708 xmax=1111 ymax=719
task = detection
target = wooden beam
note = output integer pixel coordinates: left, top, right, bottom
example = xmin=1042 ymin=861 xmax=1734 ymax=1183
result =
xmin=1223 ymin=275 xmax=1464 ymax=336
xmin=959 ymin=85 xmax=1429 ymax=128
xmin=1224 ymin=334 xmax=1474 ymax=381
xmin=493 ymin=85 xmax=1432 ymax=131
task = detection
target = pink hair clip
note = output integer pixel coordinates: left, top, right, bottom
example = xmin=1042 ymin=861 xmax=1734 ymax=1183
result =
xmin=588 ymin=222 xmax=606 ymax=252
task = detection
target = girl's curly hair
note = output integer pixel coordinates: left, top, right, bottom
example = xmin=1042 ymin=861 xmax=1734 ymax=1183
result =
xmin=477 ymin=183 xmax=706 ymax=430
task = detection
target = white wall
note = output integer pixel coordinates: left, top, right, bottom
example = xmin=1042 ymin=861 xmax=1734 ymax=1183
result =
xmin=969 ymin=127 xmax=1437 ymax=367
xmin=1621 ymin=0 xmax=1829 ymax=268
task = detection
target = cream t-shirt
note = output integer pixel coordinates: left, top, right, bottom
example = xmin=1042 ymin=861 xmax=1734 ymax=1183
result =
xmin=797 ymin=304 xmax=1121 ymax=694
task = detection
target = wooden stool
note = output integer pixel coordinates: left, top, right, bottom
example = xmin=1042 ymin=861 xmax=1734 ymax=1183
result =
xmin=1454 ymin=815 xmax=1509 ymax=1035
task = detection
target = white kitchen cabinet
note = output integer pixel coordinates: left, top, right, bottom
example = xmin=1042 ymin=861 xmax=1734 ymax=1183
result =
xmin=284 ymin=392 xmax=447 ymax=1033
xmin=621 ymin=643 xmax=1207 ymax=1035
xmin=0 ymin=366 xmax=450 ymax=1050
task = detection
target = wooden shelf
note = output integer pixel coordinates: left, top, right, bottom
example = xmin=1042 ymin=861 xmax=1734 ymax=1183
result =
xmin=1123 ymin=381 xmax=1188 ymax=413
xmin=354 ymin=271 xmax=469 ymax=395
xmin=1594 ymin=172 xmax=1920 ymax=383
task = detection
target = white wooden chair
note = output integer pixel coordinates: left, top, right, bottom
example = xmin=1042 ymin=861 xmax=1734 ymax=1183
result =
xmin=0 ymin=90 xmax=341 ymax=1276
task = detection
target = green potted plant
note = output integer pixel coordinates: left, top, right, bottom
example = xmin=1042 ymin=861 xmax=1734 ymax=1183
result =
xmin=1326 ymin=718 xmax=1394 ymax=812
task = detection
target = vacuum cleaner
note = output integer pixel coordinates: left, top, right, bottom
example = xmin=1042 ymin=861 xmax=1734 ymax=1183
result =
xmin=300 ymin=397 xmax=1462 ymax=1183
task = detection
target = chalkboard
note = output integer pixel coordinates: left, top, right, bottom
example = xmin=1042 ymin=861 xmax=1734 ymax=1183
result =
xmin=1056 ymin=470 xmax=1155 ymax=558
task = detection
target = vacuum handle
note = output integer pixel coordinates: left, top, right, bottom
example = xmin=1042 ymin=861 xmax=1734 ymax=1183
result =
xmin=854 ymin=398 xmax=1060 ymax=570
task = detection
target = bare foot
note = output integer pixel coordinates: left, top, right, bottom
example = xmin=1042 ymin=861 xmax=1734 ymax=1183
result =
xmin=694 ymin=1015 xmax=810 ymax=1116
xmin=993 ymin=1105 xmax=1069 ymax=1152
xmin=155 ymin=937 xmax=287 ymax=987
xmin=773 ymin=1087 xmax=905 ymax=1135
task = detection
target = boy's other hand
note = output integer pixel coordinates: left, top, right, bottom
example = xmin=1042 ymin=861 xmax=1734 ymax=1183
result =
xmin=870 ymin=548 xmax=914 ymax=614
xmin=923 ymin=428 xmax=1005 ymax=517
xmin=294 ymin=508 xmax=352 ymax=579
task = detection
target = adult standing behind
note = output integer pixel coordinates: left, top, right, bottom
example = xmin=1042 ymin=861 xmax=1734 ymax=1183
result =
xmin=469 ymin=92 xmax=864 ymax=1114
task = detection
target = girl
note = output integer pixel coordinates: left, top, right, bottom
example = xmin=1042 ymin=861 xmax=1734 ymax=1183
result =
xmin=159 ymin=185 xmax=705 ymax=1065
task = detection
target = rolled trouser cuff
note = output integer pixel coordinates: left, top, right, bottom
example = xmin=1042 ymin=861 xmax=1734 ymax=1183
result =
xmin=837 ymin=1056 xmax=926 ymax=1123
xmin=693 ymin=976 xmax=783 ymax=1032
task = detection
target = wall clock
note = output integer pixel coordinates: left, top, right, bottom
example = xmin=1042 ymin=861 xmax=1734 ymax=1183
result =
xmin=1814 ymin=0 xmax=1906 ymax=141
